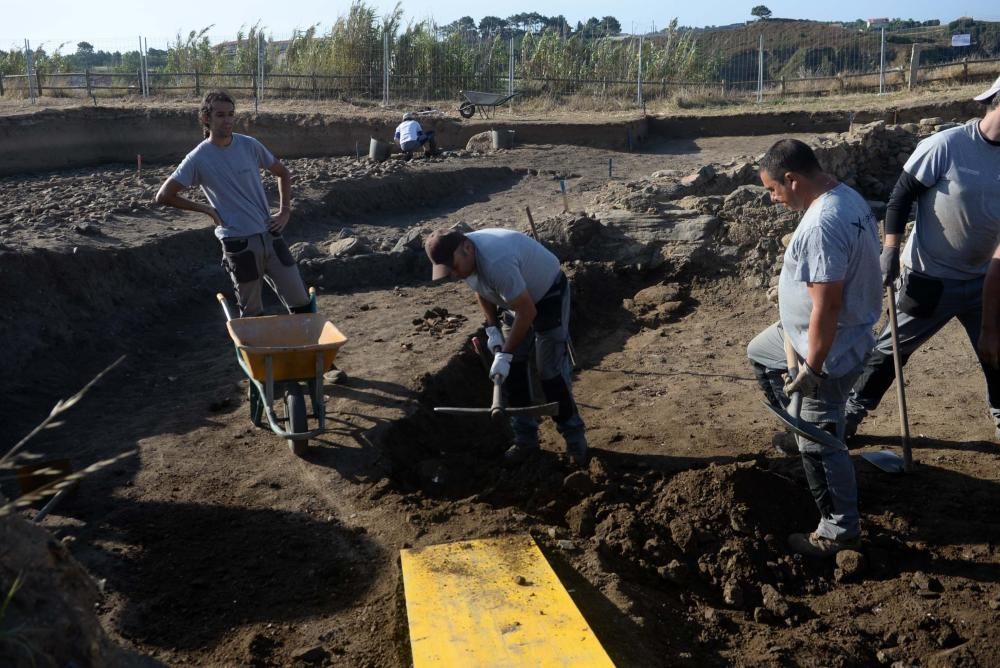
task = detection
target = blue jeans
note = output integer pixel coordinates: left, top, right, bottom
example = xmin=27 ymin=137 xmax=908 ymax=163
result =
xmin=748 ymin=321 xmax=861 ymax=541
xmin=848 ymin=269 xmax=1000 ymax=427
xmin=501 ymin=274 xmax=586 ymax=453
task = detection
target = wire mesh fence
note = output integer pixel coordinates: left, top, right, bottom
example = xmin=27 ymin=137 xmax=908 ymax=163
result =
xmin=2 ymin=16 xmax=1000 ymax=108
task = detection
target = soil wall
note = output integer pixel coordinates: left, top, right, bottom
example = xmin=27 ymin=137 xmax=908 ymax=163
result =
xmin=0 ymin=107 xmax=647 ymax=176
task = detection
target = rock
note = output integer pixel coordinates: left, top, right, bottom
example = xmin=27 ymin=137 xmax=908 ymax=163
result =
xmin=556 ymin=539 xmax=576 ymax=550
xmin=391 ymin=228 xmax=423 ymax=253
xmin=449 ymin=220 xmax=474 ymax=233
xmin=919 ymin=117 xmax=944 ymax=127
xmin=657 ymin=559 xmax=688 ymax=585
xmin=565 ymin=500 xmax=596 ymax=537
xmin=934 ymin=122 xmax=960 ymax=132
xmin=988 ymin=597 xmax=1000 ymax=610
xmin=651 ymin=169 xmax=682 ymax=179
xmin=753 ymin=606 xmax=775 ymax=624
xmin=723 ymin=581 xmax=745 ymax=608
xmin=465 ymin=131 xmax=493 ymax=152
xmin=565 ymin=215 xmax=601 ymax=247
xmin=328 ymin=237 xmax=369 ymax=257
xmin=292 ymin=645 xmax=330 ymax=664
xmin=632 ymin=283 xmax=681 ymax=307
xmin=935 ymin=625 xmax=960 ymax=648
xmin=669 ymin=518 xmax=695 ymax=553
xmin=290 ymin=241 xmax=323 ymax=260
xmin=834 ymin=549 xmax=866 ymax=582
xmin=681 ymin=164 xmax=716 ymax=187
xmin=900 ymin=123 xmax=920 ymax=133
xmin=761 ymin=584 xmax=790 ymax=618
xmin=911 ymin=571 xmax=943 ymax=592
xmin=563 ymin=470 xmax=595 ymax=495
xmin=74 ymin=221 xmax=99 ymax=235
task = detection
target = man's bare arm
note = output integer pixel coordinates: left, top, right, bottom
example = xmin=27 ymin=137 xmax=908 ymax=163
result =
xmin=501 ymin=290 xmax=537 ymax=354
xmin=979 ymin=247 xmax=1000 ymax=368
xmin=154 ymin=179 xmax=221 ymax=226
xmin=804 ymin=280 xmax=845 ymax=372
xmin=267 ymin=160 xmax=292 ymax=233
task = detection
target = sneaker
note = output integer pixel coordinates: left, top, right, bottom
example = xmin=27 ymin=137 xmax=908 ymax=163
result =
xmin=788 ymin=532 xmax=860 ymax=558
xmin=503 ymin=443 xmax=539 ymax=466
xmin=771 ymin=431 xmax=799 ymax=456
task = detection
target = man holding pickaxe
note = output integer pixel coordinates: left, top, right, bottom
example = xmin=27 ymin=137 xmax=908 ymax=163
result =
xmin=748 ymin=139 xmax=882 ymax=557
xmin=425 ymin=228 xmax=588 ymax=467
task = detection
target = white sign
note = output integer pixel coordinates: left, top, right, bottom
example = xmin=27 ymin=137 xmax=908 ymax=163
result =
xmin=952 ymin=34 xmax=972 ymax=47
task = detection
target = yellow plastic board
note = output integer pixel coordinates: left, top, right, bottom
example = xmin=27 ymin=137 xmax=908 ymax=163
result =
xmin=400 ymin=534 xmax=615 ymax=667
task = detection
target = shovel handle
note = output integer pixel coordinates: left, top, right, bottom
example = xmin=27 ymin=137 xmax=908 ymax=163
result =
xmin=887 ymin=283 xmax=913 ymax=472
xmin=782 ymin=329 xmax=803 ymax=420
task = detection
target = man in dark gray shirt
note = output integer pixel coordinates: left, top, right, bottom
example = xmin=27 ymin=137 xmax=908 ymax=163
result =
xmin=155 ymin=90 xmax=310 ymax=317
xmin=846 ymin=75 xmax=1000 ymax=439
xmin=425 ymin=228 xmax=588 ymax=467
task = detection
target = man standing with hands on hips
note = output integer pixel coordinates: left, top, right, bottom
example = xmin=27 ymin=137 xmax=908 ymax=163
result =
xmin=155 ymin=90 xmax=311 ymax=317
xmin=425 ymin=228 xmax=588 ymax=467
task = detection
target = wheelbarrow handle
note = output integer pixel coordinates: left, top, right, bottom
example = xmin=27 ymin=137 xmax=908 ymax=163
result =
xmin=217 ymin=293 xmax=235 ymax=322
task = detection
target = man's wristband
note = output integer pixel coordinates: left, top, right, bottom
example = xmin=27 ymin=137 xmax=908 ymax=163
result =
xmin=804 ymin=362 xmax=827 ymax=378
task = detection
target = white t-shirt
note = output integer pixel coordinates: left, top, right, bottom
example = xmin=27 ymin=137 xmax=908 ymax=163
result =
xmin=394 ymin=120 xmax=421 ymax=145
xmin=464 ymin=229 xmax=561 ymax=308
xmin=902 ymin=120 xmax=1000 ymax=279
xmin=778 ymin=183 xmax=883 ymax=377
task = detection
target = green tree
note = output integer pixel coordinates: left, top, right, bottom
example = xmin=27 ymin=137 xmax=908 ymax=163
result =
xmin=751 ymin=5 xmax=772 ymax=20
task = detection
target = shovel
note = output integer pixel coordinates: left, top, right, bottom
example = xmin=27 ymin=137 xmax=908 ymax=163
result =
xmin=435 ymin=342 xmax=559 ymax=422
xmin=763 ymin=333 xmax=845 ymax=451
xmin=861 ymin=283 xmax=914 ymax=473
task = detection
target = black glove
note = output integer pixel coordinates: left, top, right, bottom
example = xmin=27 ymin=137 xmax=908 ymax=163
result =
xmin=880 ymin=245 xmax=900 ymax=288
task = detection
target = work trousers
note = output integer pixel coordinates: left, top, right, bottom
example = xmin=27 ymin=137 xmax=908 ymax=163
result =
xmin=847 ymin=269 xmax=1000 ymax=427
xmin=500 ymin=273 xmax=586 ymax=453
xmin=220 ymin=232 xmax=309 ymax=317
xmin=748 ymin=321 xmax=861 ymax=541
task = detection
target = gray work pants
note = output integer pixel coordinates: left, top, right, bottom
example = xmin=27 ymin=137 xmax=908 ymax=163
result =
xmin=748 ymin=321 xmax=861 ymax=541
xmin=847 ymin=268 xmax=1000 ymax=427
xmin=500 ymin=274 xmax=586 ymax=453
xmin=221 ymin=232 xmax=309 ymax=317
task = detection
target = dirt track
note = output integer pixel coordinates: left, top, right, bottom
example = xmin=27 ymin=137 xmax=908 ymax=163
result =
xmin=3 ymin=114 xmax=1000 ymax=667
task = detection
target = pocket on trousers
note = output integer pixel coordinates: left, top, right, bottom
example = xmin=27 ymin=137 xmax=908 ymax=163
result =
xmin=897 ymin=270 xmax=943 ymax=318
xmin=221 ymin=237 xmax=249 ymax=253
xmin=270 ymin=234 xmax=296 ymax=267
xmin=221 ymin=243 xmax=259 ymax=284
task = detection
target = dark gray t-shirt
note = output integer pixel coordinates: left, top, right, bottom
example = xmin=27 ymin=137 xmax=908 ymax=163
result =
xmin=902 ymin=120 xmax=1000 ymax=279
xmin=778 ymin=183 xmax=882 ymax=377
xmin=464 ymin=229 xmax=561 ymax=308
xmin=170 ymin=133 xmax=276 ymax=240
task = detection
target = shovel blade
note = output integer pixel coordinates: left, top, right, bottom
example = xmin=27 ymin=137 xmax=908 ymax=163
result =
xmin=861 ymin=450 xmax=906 ymax=474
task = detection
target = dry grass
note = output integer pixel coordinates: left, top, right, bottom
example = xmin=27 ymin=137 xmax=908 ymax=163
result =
xmin=0 ymin=78 xmax=993 ymax=122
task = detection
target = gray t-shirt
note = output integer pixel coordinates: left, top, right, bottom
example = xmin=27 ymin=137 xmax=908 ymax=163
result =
xmin=779 ymin=183 xmax=882 ymax=378
xmin=902 ymin=120 xmax=1000 ymax=279
xmin=170 ymin=133 xmax=276 ymax=240
xmin=464 ymin=229 xmax=561 ymax=308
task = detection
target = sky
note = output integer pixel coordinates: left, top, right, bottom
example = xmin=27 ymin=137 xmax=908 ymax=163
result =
xmin=4 ymin=0 xmax=1000 ymax=52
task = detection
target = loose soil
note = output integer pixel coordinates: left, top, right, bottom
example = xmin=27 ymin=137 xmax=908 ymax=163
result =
xmin=2 ymin=113 xmax=1000 ymax=667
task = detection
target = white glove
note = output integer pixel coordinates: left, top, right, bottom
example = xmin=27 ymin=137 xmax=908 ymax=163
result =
xmin=784 ymin=363 xmax=825 ymax=398
xmin=490 ymin=352 xmax=513 ymax=382
xmin=485 ymin=326 xmax=505 ymax=353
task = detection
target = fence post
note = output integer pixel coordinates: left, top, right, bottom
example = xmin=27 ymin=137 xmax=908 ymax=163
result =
xmin=637 ymin=34 xmax=644 ymax=108
xmin=757 ymin=34 xmax=763 ymax=103
xmin=908 ymin=44 xmax=921 ymax=91
xmin=962 ymin=57 xmax=969 ymax=82
xmin=36 ymin=70 xmax=42 ymax=97
xmin=85 ymin=68 xmax=92 ymax=98
xmin=879 ymin=27 xmax=886 ymax=95
xmin=780 ymin=76 xmax=785 ymax=95
xmin=0 ymin=73 xmax=4 ymax=97
xmin=194 ymin=70 xmax=200 ymax=96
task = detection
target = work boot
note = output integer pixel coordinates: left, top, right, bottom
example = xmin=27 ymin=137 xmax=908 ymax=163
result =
xmin=503 ymin=443 xmax=539 ymax=467
xmin=788 ymin=532 xmax=860 ymax=558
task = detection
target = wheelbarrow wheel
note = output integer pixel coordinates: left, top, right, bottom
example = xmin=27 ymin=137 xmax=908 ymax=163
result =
xmin=283 ymin=384 xmax=309 ymax=456
xmin=248 ymin=383 xmax=264 ymax=428
xmin=459 ymin=101 xmax=475 ymax=119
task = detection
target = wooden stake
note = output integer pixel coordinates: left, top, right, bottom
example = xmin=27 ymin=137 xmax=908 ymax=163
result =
xmin=524 ymin=206 xmax=540 ymax=239
xmin=560 ymin=179 xmax=569 ymax=213
xmin=137 ymin=154 xmax=142 ymax=183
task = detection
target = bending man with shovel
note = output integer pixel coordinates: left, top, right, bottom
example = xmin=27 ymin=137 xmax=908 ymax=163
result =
xmin=425 ymin=228 xmax=588 ymax=467
xmin=747 ymin=139 xmax=882 ymax=557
